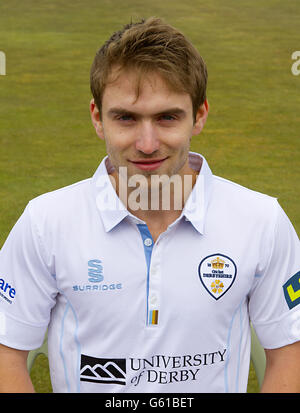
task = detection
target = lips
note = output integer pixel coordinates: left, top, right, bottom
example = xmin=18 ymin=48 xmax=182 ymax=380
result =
xmin=129 ymin=157 xmax=168 ymax=171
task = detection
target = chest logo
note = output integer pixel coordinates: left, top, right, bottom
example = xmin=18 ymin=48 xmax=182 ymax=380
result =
xmin=198 ymin=254 xmax=237 ymax=300
xmin=88 ymin=259 xmax=104 ymax=283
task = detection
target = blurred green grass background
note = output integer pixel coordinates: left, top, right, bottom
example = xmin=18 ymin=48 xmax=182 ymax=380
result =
xmin=1 ymin=0 xmax=299 ymax=393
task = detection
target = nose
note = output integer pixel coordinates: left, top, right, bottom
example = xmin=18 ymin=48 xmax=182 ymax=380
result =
xmin=135 ymin=121 xmax=160 ymax=154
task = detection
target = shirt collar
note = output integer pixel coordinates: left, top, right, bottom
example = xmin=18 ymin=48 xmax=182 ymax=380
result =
xmin=91 ymin=157 xmax=136 ymax=232
xmin=179 ymin=151 xmax=213 ymax=234
xmin=91 ymin=152 xmax=213 ymax=234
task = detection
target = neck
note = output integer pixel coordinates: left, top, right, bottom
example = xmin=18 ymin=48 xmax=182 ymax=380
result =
xmin=110 ymin=166 xmax=198 ymax=224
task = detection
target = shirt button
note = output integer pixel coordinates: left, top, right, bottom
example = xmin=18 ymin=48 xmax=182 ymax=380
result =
xmin=150 ymin=295 xmax=157 ymax=304
xmin=144 ymin=238 xmax=153 ymax=247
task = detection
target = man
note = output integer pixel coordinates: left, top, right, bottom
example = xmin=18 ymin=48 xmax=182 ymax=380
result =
xmin=0 ymin=17 xmax=300 ymax=393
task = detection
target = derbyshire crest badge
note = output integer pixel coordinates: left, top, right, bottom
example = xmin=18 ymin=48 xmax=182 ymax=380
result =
xmin=198 ymin=254 xmax=237 ymax=300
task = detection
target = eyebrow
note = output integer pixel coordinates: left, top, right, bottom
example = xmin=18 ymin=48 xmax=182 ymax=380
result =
xmin=107 ymin=107 xmax=187 ymax=118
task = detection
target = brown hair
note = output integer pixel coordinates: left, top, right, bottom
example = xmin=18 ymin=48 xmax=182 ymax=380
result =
xmin=90 ymin=17 xmax=207 ymax=121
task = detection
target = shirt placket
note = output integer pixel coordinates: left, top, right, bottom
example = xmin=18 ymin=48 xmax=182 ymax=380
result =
xmin=137 ymin=224 xmax=162 ymax=327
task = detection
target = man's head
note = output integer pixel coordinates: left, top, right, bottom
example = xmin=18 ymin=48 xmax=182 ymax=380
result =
xmin=90 ymin=17 xmax=208 ymax=122
xmin=89 ymin=17 xmax=209 ymax=185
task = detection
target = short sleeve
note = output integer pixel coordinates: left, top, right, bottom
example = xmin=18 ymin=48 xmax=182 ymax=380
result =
xmin=249 ymin=201 xmax=300 ymax=349
xmin=0 ymin=204 xmax=57 ymax=350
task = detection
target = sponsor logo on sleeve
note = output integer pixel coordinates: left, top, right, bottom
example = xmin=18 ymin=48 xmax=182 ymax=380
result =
xmin=0 ymin=277 xmax=16 ymax=305
xmin=283 ymin=271 xmax=300 ymax=309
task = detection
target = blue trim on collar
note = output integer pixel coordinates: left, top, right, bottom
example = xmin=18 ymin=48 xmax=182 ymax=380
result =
xmin=136 ymin=224 xmax=154 ymax=326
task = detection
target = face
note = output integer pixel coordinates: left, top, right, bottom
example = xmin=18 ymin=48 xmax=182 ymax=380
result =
xmin=90 ymin=67 xmax=208 ymax=184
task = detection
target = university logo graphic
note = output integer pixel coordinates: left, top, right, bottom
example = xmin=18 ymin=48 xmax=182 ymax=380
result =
xmin=80 ymin=354 xmax=126 ymax=385
xmin=198 ymin=254 xmax=237 ymax=300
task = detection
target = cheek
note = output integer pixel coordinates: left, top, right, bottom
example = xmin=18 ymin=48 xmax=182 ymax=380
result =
xmin=103 ymin=124 xmax=131 ymax=151
xmin=165 ymin=133 xmax=191 ymax=151
xmin=163 ymin=122 xmax=194 ymax=147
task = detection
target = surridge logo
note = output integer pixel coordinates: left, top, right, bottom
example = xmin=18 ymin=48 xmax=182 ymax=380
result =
xmin=88 ymin=259 xmax=104 ymax=282
xmin=72 ymin=259 xmax=122 ymax=292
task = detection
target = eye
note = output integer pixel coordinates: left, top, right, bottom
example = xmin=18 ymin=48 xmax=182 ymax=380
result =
xmin=158 ymin=114 xmax=179 ymax=124
xmin=117 ymin=114 xmax=134 ymax=122
xmin=160 ymin=114 xmax=176 ymax=121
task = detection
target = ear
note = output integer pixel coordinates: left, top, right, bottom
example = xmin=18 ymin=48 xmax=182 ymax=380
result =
xmin=90 ymin=98 xmax=105 ymax=140
xmin=192 ymin=99 xmax=209 ymax=136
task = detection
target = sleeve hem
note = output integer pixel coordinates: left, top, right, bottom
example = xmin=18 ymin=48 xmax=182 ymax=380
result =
xmin=253 ymin=309 xmax=300 ymax=349
xmin=0 ymin=311 xmax=48 ymax=350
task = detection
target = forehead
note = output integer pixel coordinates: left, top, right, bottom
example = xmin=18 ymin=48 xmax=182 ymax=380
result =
xmin=102 ymin=67 xmax=192 ymax=113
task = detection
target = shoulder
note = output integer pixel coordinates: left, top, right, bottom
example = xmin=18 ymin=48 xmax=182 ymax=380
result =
xmin=26 ymin=178 xmax=93 ymax=224
xmin=211 ymin=174 xmax=279 ymax=223
xmin=213 ymin=174 xmax=277 ymax=204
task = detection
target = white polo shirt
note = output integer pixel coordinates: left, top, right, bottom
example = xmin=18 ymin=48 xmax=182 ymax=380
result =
xmin=0 ymin=152 xmax=300 ymax=393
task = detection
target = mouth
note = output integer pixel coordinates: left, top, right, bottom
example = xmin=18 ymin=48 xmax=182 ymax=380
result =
xmin=128 ymin=157 xmax=168 ymax=171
